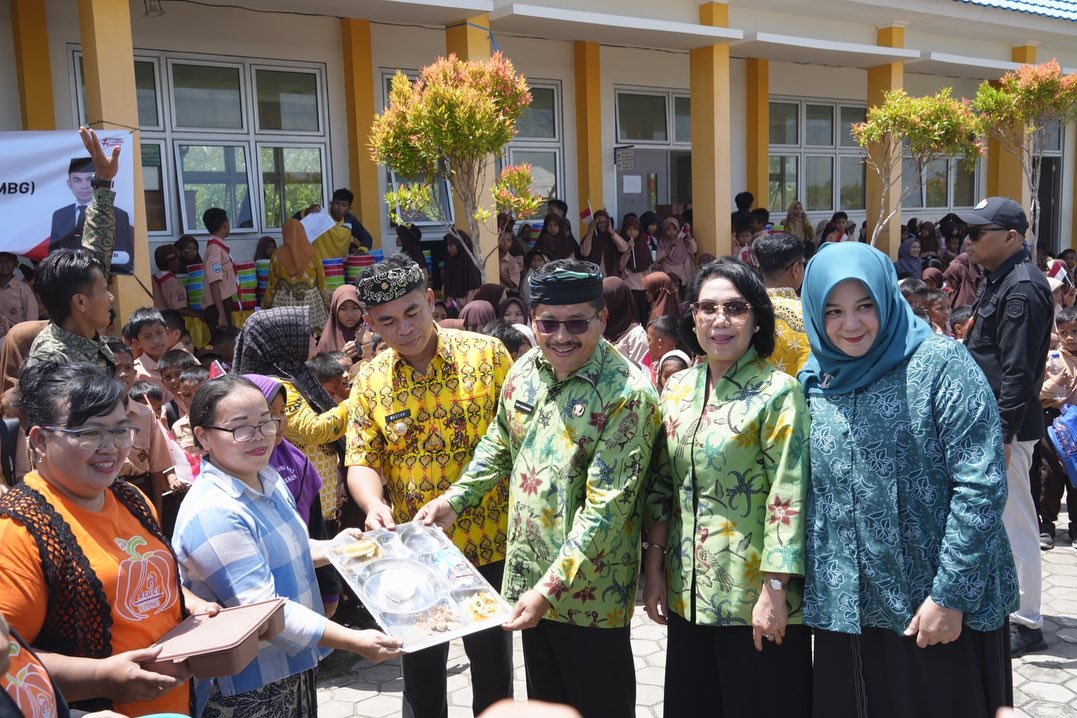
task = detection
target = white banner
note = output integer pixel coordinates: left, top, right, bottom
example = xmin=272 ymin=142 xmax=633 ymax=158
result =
xmin=0 ymin=130 xmax=137 ymax=274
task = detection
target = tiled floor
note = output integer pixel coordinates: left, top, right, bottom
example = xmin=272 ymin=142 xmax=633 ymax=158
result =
xmin=317 ymin=535 xmax=1077 ymax=718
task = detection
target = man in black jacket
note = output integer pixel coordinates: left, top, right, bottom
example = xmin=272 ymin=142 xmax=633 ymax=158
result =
xmin=959 ymin=196 xmax=1052 ymax=657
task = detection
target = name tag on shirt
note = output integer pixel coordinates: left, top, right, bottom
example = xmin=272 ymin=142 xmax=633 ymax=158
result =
xmin=514 ymin=400 xmax=535 ymax=415
xmin=387 ymin=409 xmax=412 ymax=423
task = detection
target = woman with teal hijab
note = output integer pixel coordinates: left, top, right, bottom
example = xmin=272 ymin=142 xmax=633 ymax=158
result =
xmin=800 ymin=242 xmax=1018 ymax=718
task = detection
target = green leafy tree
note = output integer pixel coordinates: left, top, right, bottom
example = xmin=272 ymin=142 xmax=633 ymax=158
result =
xmin=854 ymin=88 xmax=982 ymax=246
xmin=371 ymin=53 xmax=538 ymax=276
xmin=973 ymin=60 xmax=1077 ymax=241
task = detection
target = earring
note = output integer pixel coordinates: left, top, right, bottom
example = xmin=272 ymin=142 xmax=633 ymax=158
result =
xmin=753 ymin=326 xmax=759 ymax=333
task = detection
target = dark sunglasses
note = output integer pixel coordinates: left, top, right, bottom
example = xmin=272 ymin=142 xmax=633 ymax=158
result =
xmin=534 ymin=313 xmax=599 ymax=335
xmin=966 ymin=225 xmax=1006 ymax=242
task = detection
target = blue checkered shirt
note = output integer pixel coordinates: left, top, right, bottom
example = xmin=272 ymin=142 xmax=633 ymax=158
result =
xmin=172 ymin=460 xmax=329 ymax=697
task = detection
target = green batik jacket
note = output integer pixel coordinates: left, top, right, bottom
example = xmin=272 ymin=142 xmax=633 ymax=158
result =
xmin=646 ymin=348 xmax=809 ymax=626
xmin=24 ymin=189 xmax=116 ymax=373
xmin=83 ymin=188 xmax=118 ymax=277
xmin=447 ymin=340 xmax=662 ymax=628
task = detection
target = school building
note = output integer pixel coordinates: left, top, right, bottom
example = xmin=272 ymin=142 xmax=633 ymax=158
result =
xmin=2 ymin=0 xmax=1076 ymax=312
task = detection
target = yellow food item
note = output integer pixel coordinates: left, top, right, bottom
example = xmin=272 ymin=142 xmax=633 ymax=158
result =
xmin=338 ymin=538 xmax=382 ymax=560
xmin=465 ymin=592 xmax=500 ymax=621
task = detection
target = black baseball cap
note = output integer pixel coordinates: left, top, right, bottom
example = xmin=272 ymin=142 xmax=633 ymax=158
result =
xmin=956 ymin=196 xmax=1028 ymax=235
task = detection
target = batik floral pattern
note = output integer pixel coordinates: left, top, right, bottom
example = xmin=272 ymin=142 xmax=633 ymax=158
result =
xmin=447 ymin=340 xmax=661 ymax=628
xmin=647 ymin=349 xmax=810 ymax=626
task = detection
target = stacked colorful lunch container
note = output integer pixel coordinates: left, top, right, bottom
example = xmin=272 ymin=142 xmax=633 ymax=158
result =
xmin=235 ymin=261 xmax=257 ymax=310
xmin=345 ymin=255 xmax=366 ymax=283
xmin=255 ymin=259 xmax=271 ymax=307
xmin=185 ymin=263 xmax=204 ymax=311
xmin=323 ymin=257 xmax=345 ymax=290
xmin=345 ymin=250 xmax=386 ymax=276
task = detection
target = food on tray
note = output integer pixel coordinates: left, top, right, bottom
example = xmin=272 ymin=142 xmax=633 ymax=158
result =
xmin=337 ymin=537 xmax=382 ymax=561
xmin=464 ymin=592 xmax=501 ymax=621
xmin=382 ymin=570 xmax=418 ymax=603
xmin=418 ymin=605 xmax=463 ymax=633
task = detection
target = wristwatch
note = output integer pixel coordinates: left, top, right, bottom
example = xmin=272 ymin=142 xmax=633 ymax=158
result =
xmin=765 ymin=577 xmax=788 ymax=591
xmin=90 ymin=177 xmax=114 ymax=190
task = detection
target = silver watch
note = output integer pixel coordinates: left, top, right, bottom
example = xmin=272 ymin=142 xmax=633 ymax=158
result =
xmin=765 ymin=577 xmax=788 ymax=591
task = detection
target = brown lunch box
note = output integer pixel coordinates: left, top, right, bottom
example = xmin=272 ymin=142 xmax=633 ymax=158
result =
xmin=144 ymin=597 xmax=286 ymax=679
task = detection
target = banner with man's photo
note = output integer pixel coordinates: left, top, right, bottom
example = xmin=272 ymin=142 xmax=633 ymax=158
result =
xmin=0 ymin=130 xmax=136 ymax=274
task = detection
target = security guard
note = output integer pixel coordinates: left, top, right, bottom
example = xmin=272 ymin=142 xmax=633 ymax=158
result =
xmin=959 ymin=196 xmax=1052 ymax=657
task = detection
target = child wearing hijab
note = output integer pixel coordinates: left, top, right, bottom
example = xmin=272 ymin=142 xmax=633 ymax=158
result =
xmin=460 ymin=300 xmax=496 ymax=333
xmin=644 ymin=271 xmax=680 ymax=323
xmin=621 ymin=216 xmax=653 ymax=324
xmin=656 ymin=349 xmax=692 ymax=392
xmin=655 ymin=216 xmax=697 ymax=287
xmin=894 ymin=238 xmax=923 ymax=279
xmin=255 ymin=235 xmax=277 ymax=261
xmin=497 ymin=296 xmax=530 ymax=327
xmin=175 ymin=234 xmax=202 ymax=273
xmin=396 ymin=224 xmax=428 ymax=277
xmin=317 ymin=285 xmax=367 ymax=362
xmin=264 ymin=219 xmax=329 ymax=332
xmin=442 ymin=230 xmax=482 ymax=304
xmin=533 ymin=213 xmax=580 ymax=260
xmin=800 ymin=242 xmax=1016 ymax=718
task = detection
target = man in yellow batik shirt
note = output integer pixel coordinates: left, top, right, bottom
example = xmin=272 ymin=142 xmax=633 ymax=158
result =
xmin=345 ymin=254 xmax=513 ymax=718
xmin=753 ymin=233 xmax=812 ymax=376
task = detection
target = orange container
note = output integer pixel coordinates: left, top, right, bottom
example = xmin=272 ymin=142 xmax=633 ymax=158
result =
xmin=144 ymin=598 xmax=286 ymax=679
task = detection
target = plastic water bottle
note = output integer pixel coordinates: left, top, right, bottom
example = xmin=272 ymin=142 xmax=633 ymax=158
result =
xmin=1047 ymin=351 xmax=1068 ymax=403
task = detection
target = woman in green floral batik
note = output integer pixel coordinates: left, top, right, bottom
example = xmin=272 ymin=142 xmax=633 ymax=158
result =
xmin=800 ymin=242 xmax=1017 ymax=718
xmin=644 ymin=258 xmax=811 ymax=717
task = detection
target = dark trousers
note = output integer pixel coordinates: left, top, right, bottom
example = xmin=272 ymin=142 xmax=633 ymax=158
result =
xmin=813 ymin=623 xmax=1012 ymax=718
xmin=664 ymin=612 xmax=811 ymax=717
xmin=203 ymin=296 xmax=235 ymax=330
xmin=401 ymin=561 xmax=512 ymax=718
xmin=520 ymin=619 xmax=634 ymax=718
xmin=1031 ymin=408 xmax=1077 ymax=530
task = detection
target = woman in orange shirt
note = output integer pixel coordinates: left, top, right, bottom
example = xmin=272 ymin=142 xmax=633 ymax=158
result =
xmin=0 ymin=361 xmax=218 ymax=717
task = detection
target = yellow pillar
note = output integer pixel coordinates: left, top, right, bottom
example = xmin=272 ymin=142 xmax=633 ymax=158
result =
xmin=866 ymin=25 xmax=905 ymax=258
xmin=691 ymin=2 xmax=733 ymax=256
xmin=445 ymin=14 xmax=498 ymax=278
xmin=574 ymin=41 xmax=603 ymax=234
xmin=988 ymin=45 xmax=1037 ymax=208
xmin=746 ymin=58 xmax=769 ymax=212
xmin=341 ymin=19 xmax=381 ymax=249
xmin=446 ymin=14 xmax=491 ymax=60
xmin=1072 ymin=122 xmax=1077 ymax=250
xmin=11 ymin=0 xmax=56 ymax=129
xmin=78 ymin=0 xmax=151 ymax=322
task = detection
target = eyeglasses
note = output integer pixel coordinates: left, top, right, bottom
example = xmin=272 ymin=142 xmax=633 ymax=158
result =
xmin=42 ymin=425 xmax=137 ymax=451
xmin=534 ymin=313 xmax=600 ymax=335
xmin=966 ymin=225 xmax=1007 ymax=242
xmin=205 ymin=418 xmax=281 ymax=442
xmin=690 ymin=301 xmax=753 ymax=321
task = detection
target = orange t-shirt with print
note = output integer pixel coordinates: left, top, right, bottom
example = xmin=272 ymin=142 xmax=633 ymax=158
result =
xmin=0 ymin=472 xmax=188 ymax=717
xmin=2 ymin=634 xmax=59 ymax=718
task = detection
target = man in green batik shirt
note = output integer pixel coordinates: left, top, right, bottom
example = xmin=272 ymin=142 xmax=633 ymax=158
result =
xmin=418 ymin=259 xmax=661 ymax=718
